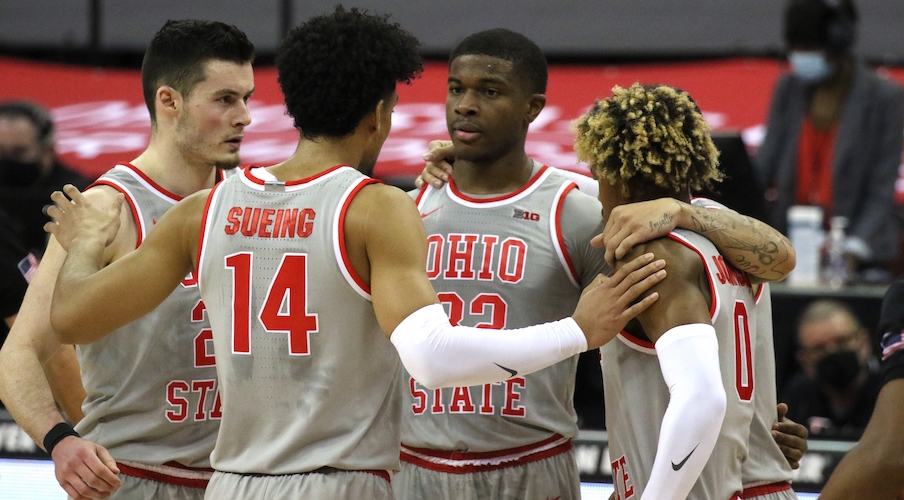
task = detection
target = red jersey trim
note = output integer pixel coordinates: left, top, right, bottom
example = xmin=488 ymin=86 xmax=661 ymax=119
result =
xmin=400 ymin=434 xmax=571 ymax=474
xmin=754 ymin=282 xmax=767 ymax=304
xmin=337 ymin=178 xmax=382 ymax=298
xmin=447 ymin=165 xmax=549 ymax=204
xmin=196 ymin=180 xmax=226 ymax=289
xmin=120 ymin=163 xmax=185 ymax=202
xmin=116 ymin=461 xmax=213 ymax=489
xmin=243 ymin=164 xmax=346 ymax=186
xmin=551 ymin=182 xmax=581 ymax=288
xmin=738 ymin=481 xmax=792 ymax=498
xmin=88 ymin=179 xmax=143 ymax=249
xmin=414 ymin=184 xmax=430 ymax=208
xmin=617 ymin=330 xmax=656 ymax=351
xmin=665 ymin=232 xmax=719 ymax=319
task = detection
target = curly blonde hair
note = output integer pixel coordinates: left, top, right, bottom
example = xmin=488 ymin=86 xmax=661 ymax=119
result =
xmin=573 ymin=83 xmax=722 ymax=198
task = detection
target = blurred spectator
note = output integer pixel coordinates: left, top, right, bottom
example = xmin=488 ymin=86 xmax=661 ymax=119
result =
xmin=754 ymin=0 xmax=904 ymax=280
xmin=781 ymin=299 xmax=881 ymax=438
xmin=0 ymin=207 xmax=36 ymax=347
xmin=818 ymin=279 xmax=904 ymax=498
xmin=0 ymin=100 xmax=92 ymax=256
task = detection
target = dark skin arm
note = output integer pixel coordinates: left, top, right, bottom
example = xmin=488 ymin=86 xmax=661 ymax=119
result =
xmin=818 ymin=379 xmax=904 ymax=499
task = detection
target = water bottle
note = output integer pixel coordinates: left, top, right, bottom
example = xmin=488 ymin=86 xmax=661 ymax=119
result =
xmin=787 ymin=205 xmax=824 ymax=286
xmin=822 ymin=216 xmax=850 ymax=289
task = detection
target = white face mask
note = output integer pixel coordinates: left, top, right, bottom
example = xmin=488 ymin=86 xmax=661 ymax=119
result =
xmin=789 ymin=51 xmax=834 ymax=83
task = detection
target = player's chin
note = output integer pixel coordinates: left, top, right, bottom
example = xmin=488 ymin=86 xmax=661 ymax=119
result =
xmin=214 ymin=152 xmax=242 ymax=170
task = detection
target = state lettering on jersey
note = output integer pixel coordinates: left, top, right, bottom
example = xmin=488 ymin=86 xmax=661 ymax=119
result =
xmin=165 ymin=379 xmax=222 ymax=422
xmin=408 ymin=378 xmax=527 ymax=417
xmin=426 ymin=233 xmax=527 ymax=284
xmin=711 ymin=255 xmax=752 ymax=288
xmin=610 ymin=455 xmax=636 ymax=499
xmin=224 ymin=206 xmax=316 ymax=239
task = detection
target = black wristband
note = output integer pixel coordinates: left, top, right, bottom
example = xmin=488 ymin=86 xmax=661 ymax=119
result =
xmin=43 ymin=422 xmax=80 ymax=455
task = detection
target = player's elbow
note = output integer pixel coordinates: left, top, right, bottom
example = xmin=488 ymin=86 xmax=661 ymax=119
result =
xmin=49 ymin=302 xmax=95 ymax=345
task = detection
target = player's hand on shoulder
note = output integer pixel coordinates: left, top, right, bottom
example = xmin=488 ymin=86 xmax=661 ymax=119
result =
xmin=52 ymin=435 xmax=122 ymax=499
xmin=593 ymin=198 xmax=685 ymax=265
xmin=44 ymin=185 xmax=123 ymax=252
xmin=773 ymin=402 xmax=808 ymax=469
xmin=571 ymin=252 xmax=666 ymax=349
xmin=415 ymin=140 xmax=454 ymax=189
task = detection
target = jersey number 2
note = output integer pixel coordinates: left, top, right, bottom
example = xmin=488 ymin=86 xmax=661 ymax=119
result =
xmin=225 ymin=252 xmax=319 ymax=355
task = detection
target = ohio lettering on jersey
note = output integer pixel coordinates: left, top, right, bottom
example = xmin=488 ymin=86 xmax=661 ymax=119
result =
xmin=426 ymin=232 xmax=528 ymax=283
xmin=223 ymin=206 xmax=316 ymax=239
xmin=408 ymin=378 xmax=528 ymax=417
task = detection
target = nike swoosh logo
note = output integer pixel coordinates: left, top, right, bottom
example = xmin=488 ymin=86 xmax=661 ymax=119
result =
xmin=671 ymin=444 xmax=699 ymax=471
xmin=420 ymin=207 xmax=441 ymax=219
xmin=494 ymin=363 xmax=518 ymax=377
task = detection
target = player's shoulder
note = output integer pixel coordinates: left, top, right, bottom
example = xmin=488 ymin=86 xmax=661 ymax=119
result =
xmin=626 ymin=235 xmax=704 ymax=283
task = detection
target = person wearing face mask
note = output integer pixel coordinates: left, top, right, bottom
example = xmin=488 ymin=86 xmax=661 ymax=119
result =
xmin=780 ymin=299 xmax=882 ymax=438
xmin=0 ymin=100 xmax=91 ymax=256
xmin=754 ymin=0 xmax=904 ymax=281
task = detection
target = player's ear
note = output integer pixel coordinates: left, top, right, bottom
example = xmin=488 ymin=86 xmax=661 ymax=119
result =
xmin=526 ymin=93 xmax=546 ymax=124
xmin=156 ymin=86 xmax=182 ymax=122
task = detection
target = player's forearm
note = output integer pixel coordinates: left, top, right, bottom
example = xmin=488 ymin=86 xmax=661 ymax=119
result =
xmin=818 ymin=443 xmax=904 ymax=499
xmin=51 ymin=234 xmax=116 ymax=343
xmin=391 ymin=304 xmax=586 ymax=389
xmin=678 ymin=203 xmax=795 ymax=282
xmin=0 ymin=346 xmax=71 ymax=449
xmin=642 ymin=325 xmax=726 ymax=500
xmin=45 ymin=346 xmax=86 ymax=424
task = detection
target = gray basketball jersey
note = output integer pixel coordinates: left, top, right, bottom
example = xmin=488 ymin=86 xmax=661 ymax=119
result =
xmin=743 ymin=283 xmax=794 ymax=488
xmin=76 ymin=164 xmax=219 ymax=468
xmin=198 ymin=166 xmax=402 ymax=475
xmin=401 ymin=163 xmax=606 ymax=453
xmin=602 ymin=230 xmax=757 ymax=500
xmin=688 ymin=198 xmax=794 ymax=490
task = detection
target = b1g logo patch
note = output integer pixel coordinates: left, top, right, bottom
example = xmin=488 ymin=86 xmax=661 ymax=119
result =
xmin=512 ymin=209 xmax=540 ymax=221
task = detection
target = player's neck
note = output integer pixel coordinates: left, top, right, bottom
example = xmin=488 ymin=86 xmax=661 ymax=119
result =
xmin=130 ymin=143 xmax=220 ymax=198
xmin=267 ymin=135 xmax=369 ymax=181
xmin=451 ymin=150 xmax=534 ymax=195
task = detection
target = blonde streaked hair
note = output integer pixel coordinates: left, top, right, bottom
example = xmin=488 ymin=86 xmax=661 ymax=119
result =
xmin=573 ymin=83 xmax=722 ymax=198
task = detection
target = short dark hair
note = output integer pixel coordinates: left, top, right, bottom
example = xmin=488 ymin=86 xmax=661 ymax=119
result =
xmin=0 ymin=100 xmax=54 ymax=146
xmin=142 ymin=20 xmax=255 ymax=124
xmin=784 ymin=0 xmax=857 ymax=53
xmin=450 ymin=29 xmax=548 ymax=95
xmin=276 ymin=6 xmax=422 ymax=140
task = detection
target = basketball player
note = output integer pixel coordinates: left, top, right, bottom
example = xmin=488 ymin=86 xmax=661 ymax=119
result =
xmin=574 ymin=83 xmax=761 ymax=499
xmin=0 ymin=20 xmax=255 ymax=500
xmin=396 ymin=30 xmax=798 ymax=500
xmin=43 ymin=8 xmax=667 ymax=500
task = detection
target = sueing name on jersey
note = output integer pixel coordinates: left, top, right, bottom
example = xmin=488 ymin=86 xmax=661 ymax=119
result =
xmin=710 ymin=255 xmax=752 ymax=288
xmin=224 ymin=206 xmax=316 ymax=239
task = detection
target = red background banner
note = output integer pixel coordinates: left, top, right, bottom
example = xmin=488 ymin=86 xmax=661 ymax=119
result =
xmin=1 ymin=56 xmax=903 ymax=199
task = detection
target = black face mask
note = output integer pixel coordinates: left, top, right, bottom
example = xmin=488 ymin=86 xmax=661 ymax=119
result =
xmin=0 ymin=158 xmax=43 ymax=187
xmin=815 ymin=349 xmax=862 ymax=390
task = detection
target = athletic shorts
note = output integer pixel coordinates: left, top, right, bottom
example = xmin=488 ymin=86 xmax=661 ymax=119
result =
xmin=69 ymin=473 xmax=205 ymax=500
xmin=738 ymin=482 xmax=797 ymax=500
xmin=393 ymin=447 xmax=580 ymax=500
xmin=204 ymin=468 xmax=394 ymax=500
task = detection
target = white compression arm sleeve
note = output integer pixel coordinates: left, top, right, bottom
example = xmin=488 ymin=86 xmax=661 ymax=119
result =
xmin=390 ymin=303 xmax=588 ymax=389
xmin=641 ymin=323 xmax=727 ymax=500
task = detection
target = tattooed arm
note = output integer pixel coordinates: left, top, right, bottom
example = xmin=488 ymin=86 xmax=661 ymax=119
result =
xmin=595 ymin=198 xmax=795 ymax=283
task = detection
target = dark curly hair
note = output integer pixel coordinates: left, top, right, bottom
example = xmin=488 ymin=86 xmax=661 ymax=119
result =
xmin=142 ymin=20 xmax=254 ymax=125
xmin=784 ymin=0 xmax=857 ymax=52
xmin=573 ymin=83 xmax=722 ymax=199
xmin=450 ymin=29 xmax=547 ymax=95
xmin=277 ymin=6 xmax=423 ymax=139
